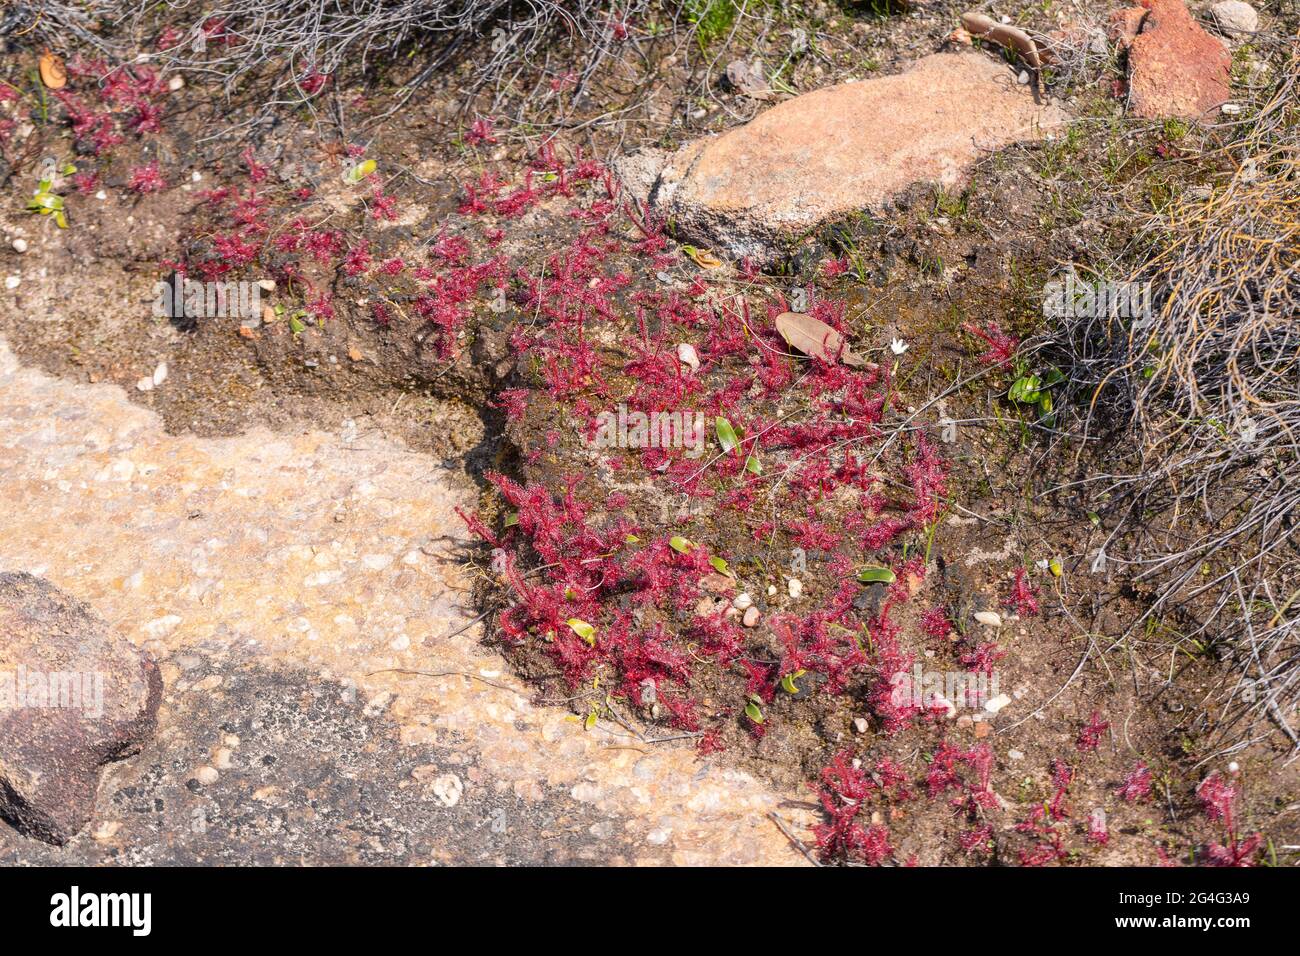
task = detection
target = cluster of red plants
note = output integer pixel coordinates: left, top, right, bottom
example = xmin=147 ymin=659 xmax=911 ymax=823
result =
xmin=6 ymin=72 xmax=1247 ymax=867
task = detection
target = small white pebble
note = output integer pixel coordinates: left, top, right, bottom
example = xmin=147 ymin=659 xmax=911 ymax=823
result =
xmin=135 ymin=377 xmax=154 ymax=392
xmin=194 ymin=766 xmax=219 ymax=785
xmin=168 ymin=75 xmax=185 ymax=91
xmin=732 ymin=592 xmax=752 ymax=611
xmin=257 ymin=278 xmax=276 ymax=292
xmin=4 ymin=276 xmax=20 ymax=290
xmin=677 ymin=342 xmax=700 ymax=371
xmin=1008 ymin=749 xmax=1025 ymax=761
xmin=787 ymin=578 xmax=803 ymax=599
xmin=985 ymin=693 xmax=1012 ymax=714
xmin=12 ymin=238 xmax=27 ymax=253
xmin=191 ymin=170 xmax=202 ymax=182
xmin=152 ymin=362 xmax=168 ymax=386
xmin=767 ymin=584 xmax=777 ymax=596
xmin=1017 ymin=69 xmax=1030 ymax=85
xmin=95 ymin=190 xmax=107 ymax=200
xmin=742 ymin=606 xmax=760 ymax=628
xmin=853 ymin=717 xmax=868 ymax=734
xmin=974 ymin=610 xmax=1003 ymax=628
xmin=1228 ymin=761 xmax=1240 ymax=773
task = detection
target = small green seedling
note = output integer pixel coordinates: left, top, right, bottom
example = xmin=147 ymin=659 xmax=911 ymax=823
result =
xmin=715 ymin=416 xmax=741 ymax=455
xmin=27 ymin=176 xmax=67 ymax=228
xmin=1008 ymin=365 xmax=1064 ymax=422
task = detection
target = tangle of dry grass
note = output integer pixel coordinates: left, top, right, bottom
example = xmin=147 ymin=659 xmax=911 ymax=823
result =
xmin=1060 ymin=51 xmax=1300 ymax=754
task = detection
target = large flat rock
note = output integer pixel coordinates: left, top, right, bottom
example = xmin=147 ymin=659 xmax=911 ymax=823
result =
xmin=0 ymin=338 xmax=812 ymax=864
xmin=618 ymin=52 xmax=1067 ymax=261
xmin=0 ymin=573 xmax=162 ymax=844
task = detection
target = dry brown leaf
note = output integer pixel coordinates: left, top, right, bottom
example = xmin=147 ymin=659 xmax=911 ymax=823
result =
xmin=684 ymin=245 xmax=723 ymax=269
xmin=39 ymin=52 xmax=67 ymax=90
xmin=775 ymin=312 xmax=866 ymax=367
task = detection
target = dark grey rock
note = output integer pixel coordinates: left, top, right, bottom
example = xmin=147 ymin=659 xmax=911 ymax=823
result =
xmin=0 ymin=573 xmax=162 ymax=844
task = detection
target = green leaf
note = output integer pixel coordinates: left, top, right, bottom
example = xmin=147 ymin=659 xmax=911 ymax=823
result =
xmin=779 ymin=670 xmax=806 ymax=694
xmin=503 ymin=512 xmax=519 ymax=527
xmin=1086 ymin=511 xmax=1101 ymax=528
xmin=708 ymin=555 xmax=731 ymax=576
xmin=345 ymin=159 xmax=377 ymax=183
xmin=54 ymin=210 xmax=67 ymax=229
xmin=289 ymin=315 xmax=306 ymax=335
xmin=856 ymin=566 xmax=896 ymax=584
xmin=1041 ymin=366 xmax=1065 ymax=388
xmin=625 ymin=534 xmax=640 ymax=544
xmin=715 ymin=416 xmax=740 ymax=455
xmin=583 ymin=710 xmax=597 ymax=731
xmin=744 ymin=454 xmax=761 ymax=475
xmin=744 ymin=700 xmax=764 ymax=724
xmin=1008 ymin=375 xmax=1043 ymax=404
xmin=669 ymin=536 xmax=693 ymax=554
xmin=567 ymin=618 xmax=596 ymax=646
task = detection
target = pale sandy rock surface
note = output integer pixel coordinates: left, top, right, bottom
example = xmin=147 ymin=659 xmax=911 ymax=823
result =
xmin=0 ymin=338 xmax=811 ymax=865
xmin=617 ymin=52 xmax=1068 ymax=262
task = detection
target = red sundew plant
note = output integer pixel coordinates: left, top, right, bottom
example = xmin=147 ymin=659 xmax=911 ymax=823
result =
xmin=959 ymin=641 xmax=1005 ymax=676
xmin=1076 ymin=710 xmax=1110 ymax=752
xmin=921 ymin=607 xmax=954 ymax=640
xmin=811 ymin=751 xmax=897 ymax=865
xmin=927 ymin=741 xmax=999 ymax=817
xmin=1005 ymin=567 xmax=1040 ymax=616
xmin=465 ymin=117 xmax=497 ymax=145
xmin=127 ymin=161 xmax=167 ymax=193
xmin=1197 ymin=773 xmax=1264 ymax=866
xmin=962 ymin=320 xmax=1019 ymax=368
xmin=1087 ymin=807 xmax=1109 ymax=846
xmin=411 ymin=137 xmax=1014 ymax=865
xmin=1015 ymin=811 xmax=1068 ymax=866
xmin=1116 ymin=760 xmax=1153 ymax=802
xmin=1047 ymin=759 xmax=1073 ymax=821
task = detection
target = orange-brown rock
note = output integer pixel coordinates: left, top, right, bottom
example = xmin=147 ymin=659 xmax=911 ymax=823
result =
xmin=1127 ymin=0 xmax=1231 ymax=120
xmin=617 ymin=52 xmax=1066 ymax=262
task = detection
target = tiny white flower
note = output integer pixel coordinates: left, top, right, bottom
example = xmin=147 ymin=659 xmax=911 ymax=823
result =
xmin=889 ymin=338 xmax=909 ymax=355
